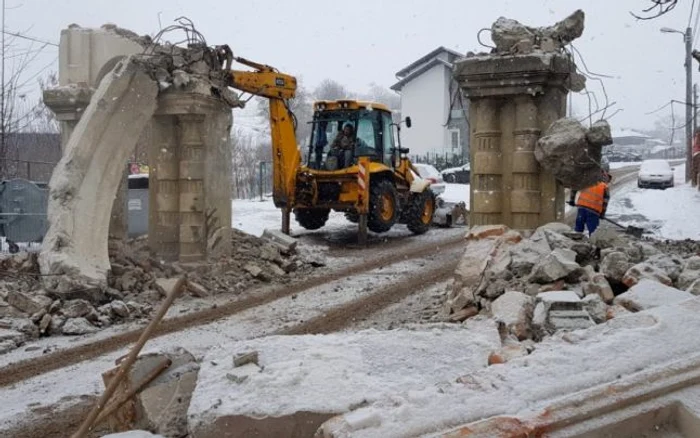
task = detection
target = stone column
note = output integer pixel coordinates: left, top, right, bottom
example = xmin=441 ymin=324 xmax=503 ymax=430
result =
xmin=150 ymin=92 xmax=233 ymax=262
xmin=455 ymin=54 xmax=571 ymax=232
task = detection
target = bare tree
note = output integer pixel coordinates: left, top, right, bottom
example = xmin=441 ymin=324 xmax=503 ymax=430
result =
xmin=632 ymin=0 xmax=678 ymax=20
xmin=313 ymin=78 xmax=349 ymax=101
xmin=0 ymin=25 xmax=58 ymax=179
xmin=257 ymin=78 xmax=314 ymax=144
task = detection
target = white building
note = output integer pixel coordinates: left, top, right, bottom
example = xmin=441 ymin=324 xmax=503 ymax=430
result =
xmin=390 ymin=47 xmax=468 ymax=165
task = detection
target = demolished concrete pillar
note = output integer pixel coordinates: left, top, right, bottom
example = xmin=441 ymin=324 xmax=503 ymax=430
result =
xmin=43 ymin=25 xmax=147 ymax=247
xmin=39 ymin=56 xmax=158 ymax=287
xmin=454 ymin=11 xmax=585 ymax=232
xmin=150 ymin=92 xmax=233 ymax=262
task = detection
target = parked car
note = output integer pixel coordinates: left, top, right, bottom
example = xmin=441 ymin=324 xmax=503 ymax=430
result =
xmin=604 ymin=151 xmax=642 ymax=163
xmin=638 ymin=159 xmax=674 ymax=189
xmin=441 ymin=162 xmax=470 ymax=184
xmin=412 ymin=163 xmax=446 ymax=196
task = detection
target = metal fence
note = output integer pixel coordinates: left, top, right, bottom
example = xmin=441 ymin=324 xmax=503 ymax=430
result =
xmin=409 ymin=152 xmax=468 ymax=171
xmin=0 ymin=178 xmax=49 ymax=254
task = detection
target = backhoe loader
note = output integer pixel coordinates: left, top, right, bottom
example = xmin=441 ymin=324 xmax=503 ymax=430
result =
xmin=217 ymin=45 xmax=434 ymax=243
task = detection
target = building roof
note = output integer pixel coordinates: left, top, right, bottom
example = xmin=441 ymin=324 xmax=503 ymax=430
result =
xmin=390 ymin=58 xmax=453 ymax=92
xmin=395 ymin=46 xmax=463 ymax=78
xmin=611 ymin=128 xmax=651 ymax=140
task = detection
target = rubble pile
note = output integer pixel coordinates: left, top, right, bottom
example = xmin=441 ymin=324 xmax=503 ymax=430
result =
xmin=0 ymin=229 xmax=321 ymax=353
xmin=445 ymin=224 xmax=698 ymax=358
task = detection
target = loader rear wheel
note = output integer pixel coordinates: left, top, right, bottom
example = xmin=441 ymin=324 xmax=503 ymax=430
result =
xmin=406 ymin=190 xmax=435 ymax=235
xmin=368 ymin=179 xmax=397 ymax=233
xmin=345 ymin=211 xmax=359 ymax=223
xmin=294 ymin=208 xmax=330 ymax=230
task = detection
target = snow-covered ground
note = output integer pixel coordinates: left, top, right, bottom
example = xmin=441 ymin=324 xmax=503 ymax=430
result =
xmin=607 ymin=164 xmax=700 ymax=240
xmin=440 ymin=183 xmax=469 ymax=207
xmin=232 ymin=183 xmax=470 ymax=238
xmin=608 ymin=161 xmax=642 ymax=170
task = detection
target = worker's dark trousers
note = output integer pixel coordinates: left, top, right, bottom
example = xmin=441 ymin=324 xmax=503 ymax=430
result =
xmin=575 ymin=207 xmax=600 ymax=235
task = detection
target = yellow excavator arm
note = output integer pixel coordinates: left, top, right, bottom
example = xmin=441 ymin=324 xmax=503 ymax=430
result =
xmin=216 ymin=45 xmax=300 ymax=222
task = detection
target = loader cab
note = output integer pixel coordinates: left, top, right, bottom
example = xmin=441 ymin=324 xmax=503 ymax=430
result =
xmin=306 ymin=100 xmax=395 ymax=170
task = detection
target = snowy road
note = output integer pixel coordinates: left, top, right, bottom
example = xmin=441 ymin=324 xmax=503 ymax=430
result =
xmin=607 ymin=163 xmax=700 ymax=240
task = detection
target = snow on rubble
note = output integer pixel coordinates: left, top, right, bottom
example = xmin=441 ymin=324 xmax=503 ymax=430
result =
xmin=319 ymin=296 xmax=700 ymax=438
xmin=187 ymin=324 xmax=501 ymax=437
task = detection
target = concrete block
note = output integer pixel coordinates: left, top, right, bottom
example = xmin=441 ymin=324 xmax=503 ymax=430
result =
xmin=6 ymin=291 xmax=52 ymax=315
xmin=61 ymin=317 xmax=98 ymax=335
xmin=582 ymin=294 xmax=608 ymax=324
xmin=466 ymin=225 xmax=510 ymax=240
xmin=530 ymin=248 xmax=580 ymax=283
xmin=262 ymin=228 xmax=297 ymax=253
xmin=103 ymin=348 xmax=199 ymax=438
xmin=614 ymin=279 xmax=692 ymax=312
xmin=622 ymin=263 xmax=673 ymax=288
xmin=39 ymin=56 xmax=158 ymax=288
xmin=491 ymin=291 xmax=534 ymax=340
xmin=188 ymin=328 xmax=501 ymax=438
xmin=600 ymin=251 xmax=631 ymax=284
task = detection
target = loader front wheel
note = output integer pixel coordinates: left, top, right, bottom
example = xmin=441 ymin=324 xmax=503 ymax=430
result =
xmin=368 ymin=179 xmax=398 ymax=233
xmin=406 ymin=190 xmax=435 ymax=235
xmin=294 ymin=208 xmax=330 ymax=230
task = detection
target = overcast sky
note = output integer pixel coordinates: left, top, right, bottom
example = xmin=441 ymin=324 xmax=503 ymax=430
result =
xmin=5 ymin=0 xmax=698 ymax=131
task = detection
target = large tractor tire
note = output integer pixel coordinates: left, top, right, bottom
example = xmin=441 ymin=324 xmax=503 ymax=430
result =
xmin=368 ymin=179 xmax=398 ymax=233
xmin=405 ymin=190 xmax=435 ymax=235
xmin=294 ymin=208 xmax=330 ymax=230
xmin=345 ymin=211 xmax=359 ymax=223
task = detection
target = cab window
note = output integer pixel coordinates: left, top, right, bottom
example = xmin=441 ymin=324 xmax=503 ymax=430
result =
xmin=381 ymin=113 xmax=394 ymax=166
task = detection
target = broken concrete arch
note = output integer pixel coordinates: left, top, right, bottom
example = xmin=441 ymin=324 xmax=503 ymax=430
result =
xmin=40 ymin=24 xmax=242 ymax=290
xmin=39 ymin=56 xmax=159 ymax=288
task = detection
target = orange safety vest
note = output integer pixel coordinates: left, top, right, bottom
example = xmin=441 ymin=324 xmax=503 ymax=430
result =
xmin=575 ymin=182 xmax=607 ymax=214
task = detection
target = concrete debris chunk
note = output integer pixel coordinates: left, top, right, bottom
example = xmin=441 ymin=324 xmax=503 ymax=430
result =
xmin=645 ymin=253 xmax=684 ymax=282
xmin=261 ymin=228 xmax=297 ymax=253
xmin=466 ymin=225 xmax=510 ymax=240
xmin=233 ymin=351 xmax=259 ymax=368
xmin=243 ymin=263 xmax=264 ymax=279
xmin=585 ymin=120 xmax=613 ymax=147
xmin=154 ymin=278 xmax=181 ymax=297
xmin=187 ymin=281 xmax=209 ymax=298
xmin=687 ymin=279 xmax=700 ymax=296
xmin=677 ymin=256 xmax=700 ymax=290
xmin=600 ymin=251 xmax=631 ymax=284
xmin=583 ymin=270 xmax=615 ymax=303
xmin=61 ymin=317 xmax=98 ymax=335
xmin=6 ymin=291 xmax=52 ymax=315
xmin=622 ymin=262 xmax=673 ymax=288
xmin=490 ymin=10 xmax=584 ymax=54
xmin=491 ymin=291 xmax=534 ymax=341
xmin=62 ymin=299 xmax=94 ymax=319
xmin=535 ymin=117 xmax=605 ymax=191
xmin=530 ymin=248 xmax=580 ymax=284
xmin=581 ymin=294 xmax=608 ymax=324
xmin=613 ymin=279 xmax=692 ymax=312
xmin=102 ymin=348 xmax=199 ymax=438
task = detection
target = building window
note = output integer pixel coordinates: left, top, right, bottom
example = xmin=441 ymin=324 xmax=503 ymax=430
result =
xmin=449 ymin=129 xmax=460 ymax=150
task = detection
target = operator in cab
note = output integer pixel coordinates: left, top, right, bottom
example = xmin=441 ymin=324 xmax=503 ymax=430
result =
xmin=331 ymin=123 xmax=356 ymax=152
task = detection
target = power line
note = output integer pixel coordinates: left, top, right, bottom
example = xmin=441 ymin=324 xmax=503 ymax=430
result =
xmin=1 ymin=30 xmax=57 ymax=47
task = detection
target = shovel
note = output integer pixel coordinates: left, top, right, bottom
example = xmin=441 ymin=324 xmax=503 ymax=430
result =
xmin=601 ymin=217 xmax=645 ymax=238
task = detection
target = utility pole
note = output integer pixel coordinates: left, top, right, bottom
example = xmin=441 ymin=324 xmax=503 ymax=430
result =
xmin=686 ymin=27 xmax=693 ymax=182
xmin=1 ymin=0 xmax=5 ymax=180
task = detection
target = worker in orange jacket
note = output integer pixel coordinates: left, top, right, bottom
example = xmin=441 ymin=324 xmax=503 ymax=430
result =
xmin=568 ymin=172 xmax=611 ymax=235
